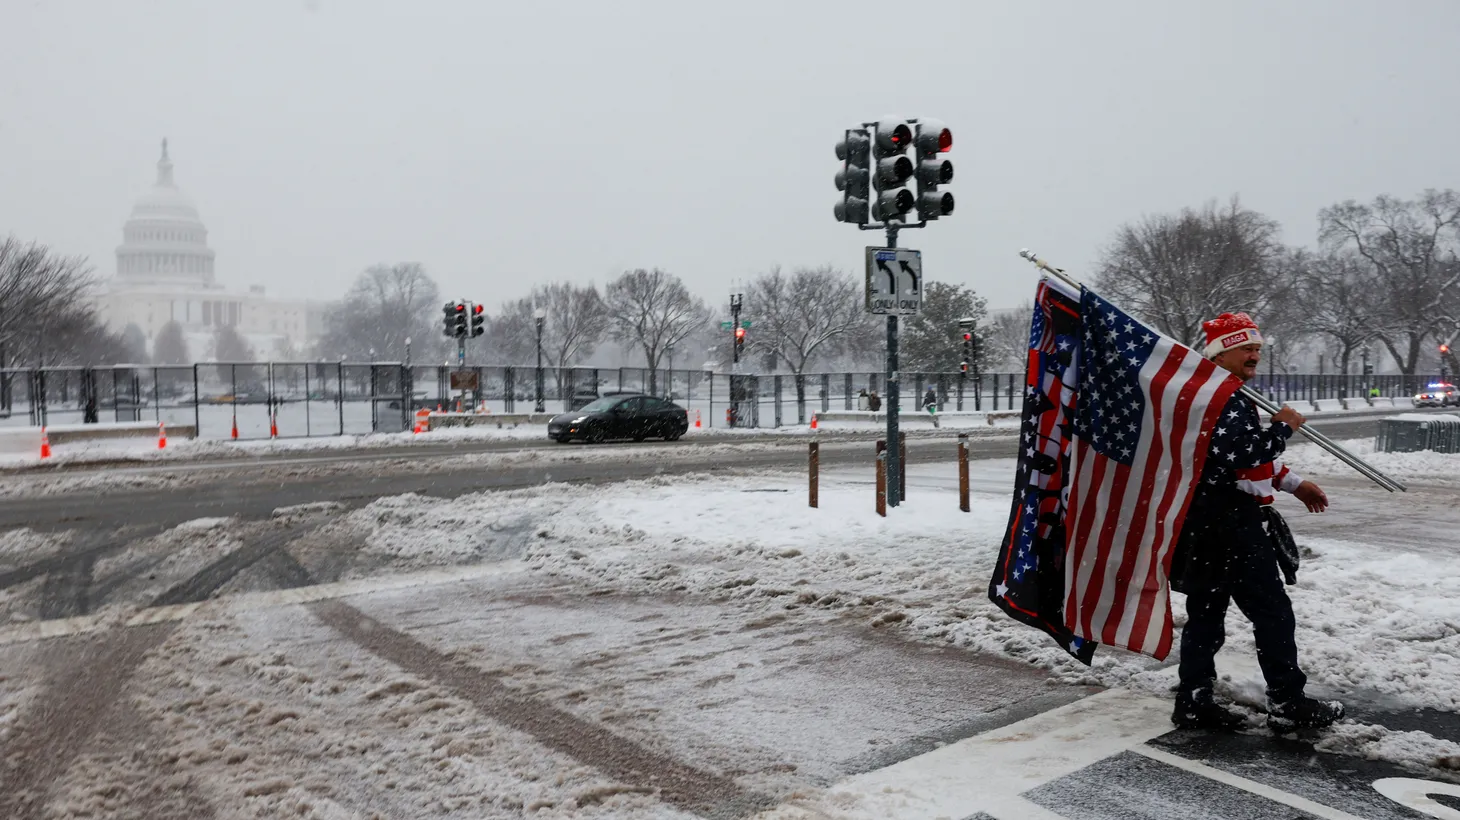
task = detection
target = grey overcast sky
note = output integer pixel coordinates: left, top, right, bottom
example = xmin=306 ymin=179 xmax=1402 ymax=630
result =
xmin=3 ymin=0 xmax=1458 ymax=313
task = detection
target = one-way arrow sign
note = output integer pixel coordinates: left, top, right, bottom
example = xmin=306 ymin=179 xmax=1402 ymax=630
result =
xmin=864 ymin=247 xmax=922 ymax=315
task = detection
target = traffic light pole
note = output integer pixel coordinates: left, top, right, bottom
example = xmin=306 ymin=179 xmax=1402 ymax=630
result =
xmin=839 ymin=116 xmax=954 ymax=509
xmin=884 ymin=224 xmax=901 ymax=508
xmin=730 ymin=294 xmax=743 ymax=374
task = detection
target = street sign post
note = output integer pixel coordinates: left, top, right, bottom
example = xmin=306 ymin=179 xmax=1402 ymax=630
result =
xmin=864 ymin=247 xmax=922 ymax=315
xmin=719 ymin=320 xmax=752 ymax=331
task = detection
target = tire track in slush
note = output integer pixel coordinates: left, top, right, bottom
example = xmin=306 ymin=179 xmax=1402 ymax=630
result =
xmin=261 ymin=549 xmax=776 ymax=819
xmin=36 ymin=553 xmax=96 ymax=620
xmin=0 ymin=523 xmax=320 ymax=819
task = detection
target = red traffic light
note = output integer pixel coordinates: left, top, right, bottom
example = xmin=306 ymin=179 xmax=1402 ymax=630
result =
xmin=874 ymin=119 xmax=913 ymax=157
xmin=1443 ymin=344 xmax=1452 ymax=353
xmin=473 ymin=304 xmax=484 ymax=315
xmin=734 ymin=327 xmax=746 ymax=340
xmin=454 ymin=303 xmax=466 ymax=313
xmin=963 ymin=333 xmax=972 ymax=342
xmin=935 ymin=128 xmax=952 ymax=152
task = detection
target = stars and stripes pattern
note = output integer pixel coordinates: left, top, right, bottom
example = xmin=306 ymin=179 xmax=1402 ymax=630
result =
xmin=1062 ymin=290 xmax=1242 ymax=659
xmin=989 ymin=277 xmax=1244 ymax=663
xmin=988 ymin=277 xmax=1095 ymax=664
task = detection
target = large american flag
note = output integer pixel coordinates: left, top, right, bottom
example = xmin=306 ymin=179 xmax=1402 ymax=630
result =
xmin=990 ymin=278 xmax=1242 ymax=661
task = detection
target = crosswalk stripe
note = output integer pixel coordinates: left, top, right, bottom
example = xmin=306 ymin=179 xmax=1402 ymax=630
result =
xmin=1132 ymin=745 xmax=1370 ymax=820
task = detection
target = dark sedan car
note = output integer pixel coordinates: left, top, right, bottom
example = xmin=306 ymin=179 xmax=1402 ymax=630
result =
xmin=547 ymin=394 xmax=688 ymax=443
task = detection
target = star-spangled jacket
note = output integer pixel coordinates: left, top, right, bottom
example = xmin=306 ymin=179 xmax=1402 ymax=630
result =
xmin=1171 ymin=391 xmax=1305 ymax=593
xmin=1197 ymin=392 xmax=1304 ymax=506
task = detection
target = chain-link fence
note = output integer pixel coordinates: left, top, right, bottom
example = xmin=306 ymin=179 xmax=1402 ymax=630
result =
xmin=0 ymin=364 xmax=1445 ymax=439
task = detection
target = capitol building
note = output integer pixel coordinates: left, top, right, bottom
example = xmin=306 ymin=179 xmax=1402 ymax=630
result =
xmin=101 ymin=140 xmax=324 ymax=360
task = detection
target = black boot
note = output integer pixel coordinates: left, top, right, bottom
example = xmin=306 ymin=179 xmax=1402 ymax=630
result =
xmin=1267 ymin=695 xmax=1345 ymax=733
xmin=1172 ymin=688 xmax=1244 ymax=731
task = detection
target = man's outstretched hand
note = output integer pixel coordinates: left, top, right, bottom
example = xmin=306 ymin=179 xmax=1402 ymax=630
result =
xmin=1293 ymin=480 xmax=1328 ymax=513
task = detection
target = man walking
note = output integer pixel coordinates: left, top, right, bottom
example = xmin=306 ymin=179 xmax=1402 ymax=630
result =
xmin=1171 ymin=312 xmax=1345 ymax=733
xmin=921 ymin=386 xmax=939 ymax=428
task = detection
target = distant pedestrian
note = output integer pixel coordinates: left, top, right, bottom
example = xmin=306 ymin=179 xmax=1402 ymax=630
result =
xmin=921 ymin=387 xmax=940 ymax=428
xmin=867 ymin=390 xmax=882 ymax=412
xmin=857 ymin=388 xmax=870 ymax=411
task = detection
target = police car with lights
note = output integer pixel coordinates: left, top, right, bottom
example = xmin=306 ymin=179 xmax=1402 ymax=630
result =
xmin=1414 ymin=382 xmax=1459 ymax=408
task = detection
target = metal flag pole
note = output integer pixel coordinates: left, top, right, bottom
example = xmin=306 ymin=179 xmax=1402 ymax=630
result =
xmin=1017 ymin=249 xmax=1406 ymax=493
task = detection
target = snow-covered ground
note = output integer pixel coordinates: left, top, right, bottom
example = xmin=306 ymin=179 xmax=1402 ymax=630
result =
xmin=1 ymin=442 xmax=1457 ymax=817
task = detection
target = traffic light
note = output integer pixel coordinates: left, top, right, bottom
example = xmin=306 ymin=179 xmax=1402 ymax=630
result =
xmin=914 ymin=119 xmax=954 ymax=220
xmin=448 ymin=302 xmax=468 ymax=337
xmin=1443 ymin=344 xmax=1452 ymax=355
xmin=470 ymin=303 xmax=485 ymax=337
xmin=442 ymin=301 xmax=460 ymax=337
xmin=960 ymin=361 xmax=969 ymax=375
xmin=834 ymin=129 xmax=871 ymax=224
xmin=871 ymin=118 xmax=915 ymax=222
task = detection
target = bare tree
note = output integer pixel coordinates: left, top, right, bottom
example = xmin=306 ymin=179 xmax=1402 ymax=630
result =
xmin=153 ymin=320 xmax=190 ymax=365
xmin=1285 ymin=249 xmax=1378 ymax=374
xmin=746 ymin=266 xmax=864 ymax=420
xmin=1319 ymin=190 xmax=1460 ymax=375
xmin=604 ymin=268 xmax=709 ymax=394
xmin=489 ymin=282 xmax=610 ymax=392
xmin=1094 ymin=198 xmax=1286 ymax=347
xmin=984 ymin=304 xmax=1033 ymax=371
xmin=212 ymin=324 xmax=254 ymax=362
xmin=0 ymin=236 xmax=128 ymax=367
xmin=317 ymin=263 xmax=441 ymax=361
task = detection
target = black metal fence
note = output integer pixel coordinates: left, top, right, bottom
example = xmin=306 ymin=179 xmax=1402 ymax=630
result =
xmin=0 ymin=363 xmax=1446 ymax=440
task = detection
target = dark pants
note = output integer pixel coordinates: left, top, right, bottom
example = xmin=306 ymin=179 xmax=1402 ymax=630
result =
xmin=1177 ymin=510 xmax=1307 ymax=703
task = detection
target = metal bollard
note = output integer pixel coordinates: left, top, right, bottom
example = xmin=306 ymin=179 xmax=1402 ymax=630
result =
xmin=809 ymin=441 xmax=820 ymax=508
xmin=958 ymin=433 xmax=970 ymax=512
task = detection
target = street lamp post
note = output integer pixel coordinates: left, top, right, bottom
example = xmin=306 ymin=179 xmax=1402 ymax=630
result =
xmin=534 ymin=308 xmax=546 ymax=413
xmin=405 ymin=336 xmax=412 ymax=368
xmin=665 ymin=345 xmax=675 ymax=399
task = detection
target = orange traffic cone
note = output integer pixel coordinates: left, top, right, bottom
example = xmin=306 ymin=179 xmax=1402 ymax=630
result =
xmin=231 ymin=413 xmax=239 ymax=440
xmin=39 ymin=426 xmax=51 ymax=460
xmin=158 ymin=421 xmax=167 ymax=450
xmin=810 ymin=414 xmax=818 ymax=430
xmin=270 ymin=412 xmax=279 ymax=439
xmin=694 ymin=409 xmax=701 ymax=429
